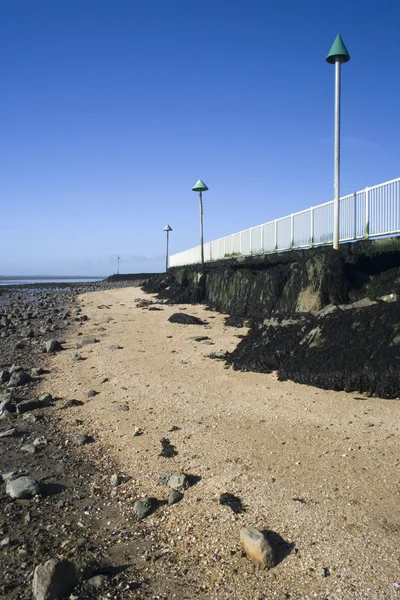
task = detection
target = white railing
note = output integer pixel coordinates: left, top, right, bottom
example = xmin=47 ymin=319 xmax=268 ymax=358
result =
xmin=169 ymin=177 xmax=400 ymax=267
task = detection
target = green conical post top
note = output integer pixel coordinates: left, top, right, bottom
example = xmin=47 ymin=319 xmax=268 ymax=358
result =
xmin=192 ymin=179 xmax=209 ymax=192
xmin=326 ymin=34 xmax=350 ymax=64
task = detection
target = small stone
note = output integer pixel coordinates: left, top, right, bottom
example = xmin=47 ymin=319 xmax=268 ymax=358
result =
xmin=0 ymin=536 xmax=10 ymax=548
xmin=0 ymin=427 xmax=18 ymax=438
xmin=110 ymin=473 xmax=121 ymax=487
xmin=33 ymin=437 xmax=47 ymax=447
xmin=72 ymin=354 xmax=84 ymax=361
xmin=133 ymin=497 xmax=156 ymax=520
xmin=87 ymin=390 xmax=98 ymax=397
xmin=133 ymin=427 xmax=143 ymax=436
xmin=108 ymin=345 xmax=122 ymax=350
xmin=168 ymin=489 xmax=184 ymax=505
xmin=240 ymin=526 xmax=275 ymax=570
xmin=31 ymin=367 xmax=45 ymax=377
xmin=6 ymin=476 xmax=40 ymax=499
xmin=32 ymin=558 xmax=78 ymax=600
xmin=44 ymin=339 xmax=63 ymax=353
xmin=21 ymin=444 xmax=36 ymax=454
xmin=85 ymin=575 xmax=108 ymax=590
xmin=80 ymin=337 xmax=98 ymax=345
xmin=100 ymin=377 xmax=109 ymax=383
xmin=23 ymin=413 xmax=37 ymax=423
xmin=75 ymin=434 xmax=90 ymax=446
xmin=39 ymin=393 xmax=52 ymax=404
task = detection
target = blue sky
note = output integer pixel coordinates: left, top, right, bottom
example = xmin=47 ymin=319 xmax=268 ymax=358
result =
xmin=1 ymin=0 xmax=399 ymax=275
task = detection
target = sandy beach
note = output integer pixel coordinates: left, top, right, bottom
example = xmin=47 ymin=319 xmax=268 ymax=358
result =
xmin=42 ymin=286 xmax=400 ymax=600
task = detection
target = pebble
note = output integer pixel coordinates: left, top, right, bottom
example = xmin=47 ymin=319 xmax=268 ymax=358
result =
xmin=87 ymin=389 xmax=98 ymax=397
xmin=21 ymin=444 xmax=36 ymax=454
xmin=0 ymin=427 xmax=18 ymax=438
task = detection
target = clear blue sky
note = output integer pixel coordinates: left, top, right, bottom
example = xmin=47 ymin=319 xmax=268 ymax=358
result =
xmin=1 ymin=0 xmax=399 ymax=275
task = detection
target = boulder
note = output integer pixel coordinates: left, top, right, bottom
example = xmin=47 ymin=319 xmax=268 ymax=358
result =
xmin=240 ymin=526 xmax=275 ymax=571
xmin=32 ymin=559 xmax=78 ymax=600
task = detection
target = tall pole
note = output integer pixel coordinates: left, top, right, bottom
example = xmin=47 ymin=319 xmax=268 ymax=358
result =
xmin=165 ymin=229 xmax=169 ymax=272
xmin=117 ymin=256 xmax=120 ymax=275
xmin=326 ymin=34 xmax=350 ymax=251
xmin=199 ymin=191 xmax=204 ymax=268
xmin=163 ymin=225 xmax=172 ymax=272
xmin=333 ymin=58 xmax=341 ymax=250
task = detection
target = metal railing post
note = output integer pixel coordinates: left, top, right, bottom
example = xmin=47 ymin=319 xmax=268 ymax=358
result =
xmin=290 ymin=214 xmax=294 ymax=248
xmin=365 ymin=187 xmax=370 ymax=238
xmin=353 ymin=192 xmax=357 ymax=240
xmin=310 ymin=207 xmax=314 ymax=246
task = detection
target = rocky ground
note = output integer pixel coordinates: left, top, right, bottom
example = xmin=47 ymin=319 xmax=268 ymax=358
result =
xmin=1 ymin=282 xmax=400 ymax=600
xmin=0 ymin=280 xmax=170 ymax=600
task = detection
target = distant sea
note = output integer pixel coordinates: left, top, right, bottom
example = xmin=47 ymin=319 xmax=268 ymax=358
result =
xmin=0 ymin=277 xmax=104 ymax=286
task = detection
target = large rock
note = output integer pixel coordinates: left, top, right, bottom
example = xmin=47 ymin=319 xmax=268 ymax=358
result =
xmin=158 ymin=471 xmax=189 ymax=491
xmin=7 ymin=370 xmax=31 ymax=387
xmin=32 ymin=559 xmax=78 ymax=600
xmin=16 ymin=395 xmax=52 ymax=414
xmin=0 ymin=370 xmax=10 ymax=383
xmin=133 ymin=497 xmax=157 ymax=520
xmin=6 ymin=476 xmax=40 ymax=499
xmin=168 ymin=313 xmax=206 ymax=326
xmin=44 ymin=340 xmax=62 ymax=353
xmin=240 ymin=526 xmax=275 ymax=571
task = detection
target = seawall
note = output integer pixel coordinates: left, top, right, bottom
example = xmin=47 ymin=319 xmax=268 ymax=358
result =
xmin=143 ymin=238 xmax=400 ymax=398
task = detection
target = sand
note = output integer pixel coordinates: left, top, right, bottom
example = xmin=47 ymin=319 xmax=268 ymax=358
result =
xmin=43 ymin=287 xmax=400 ymax=600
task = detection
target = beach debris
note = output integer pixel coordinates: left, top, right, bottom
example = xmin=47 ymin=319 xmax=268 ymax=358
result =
xmin=168 ymin=313 xmax=207 ymax=326
xmin=219 ymin=493 xmax=245 ymax=514
xmin=32 ymin=558 xmax=78 ymax=600
xmin=240 ymin=526 xmax=275 ymax=571
xmin=72 ymin=353 xmax=84 ymax=361
xmin=133 ymin=426 xmax=143 ymax=436
xmin=87 ymin=389 xmax=98 ymax=397
xmin=6 ymin=476 xmax=41 ymax=499
xmin=108 ymin=345 xmax=122 ymax=350
xmin=60 ymin=399 xmax=84 ymax=409
xmin=159 ymin=437 xmax=178 ymax=458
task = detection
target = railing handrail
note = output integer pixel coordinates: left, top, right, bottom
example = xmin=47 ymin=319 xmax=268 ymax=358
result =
xmin=170 ymin=177 xmax=400 ymax=266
